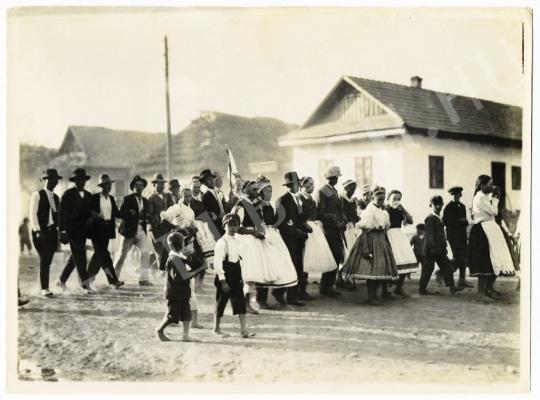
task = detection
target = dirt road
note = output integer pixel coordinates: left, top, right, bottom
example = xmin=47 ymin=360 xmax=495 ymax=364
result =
xmin=16 ymin=253 xmax=521 ymax=385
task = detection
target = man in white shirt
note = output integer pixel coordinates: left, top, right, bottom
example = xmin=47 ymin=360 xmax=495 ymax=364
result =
xmin=29 ymin=169 xmax=62 ymax=297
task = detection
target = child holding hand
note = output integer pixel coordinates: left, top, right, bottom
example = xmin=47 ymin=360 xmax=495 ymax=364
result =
xmin=156 ymin=232 xmax=206 ymax=342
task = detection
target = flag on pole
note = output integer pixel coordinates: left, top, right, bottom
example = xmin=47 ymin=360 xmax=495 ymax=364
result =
xmin=225 ymin=144 xmax=239 ymax=193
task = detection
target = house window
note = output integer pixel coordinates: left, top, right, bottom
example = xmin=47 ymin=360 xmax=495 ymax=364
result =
xmin=512 ymin=166 xmax=521 ymax=190
xmin=355 ymin=156 xmax=372 ymax=186
xmin=429 ymin=156 xmax=444 ymax=189
xmin=318 ymin=159 xmax=334 ymax=184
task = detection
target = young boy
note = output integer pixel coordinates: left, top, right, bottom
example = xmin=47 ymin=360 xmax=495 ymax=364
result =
xmin=19 ymin=217 xmax=32 ymax=255
xmin=419 ymin=196 xmax=464 ymax=296
xmin=410 ymin=223 xmax=426 ymax=269
xmin=156 ymin=232 xmax=206 ymax=342
xmin=213 ymin=213 xmax=255 ymax=338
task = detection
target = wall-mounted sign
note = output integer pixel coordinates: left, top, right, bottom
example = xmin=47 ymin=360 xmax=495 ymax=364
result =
xmin=248 ymin=161 xmax=278 ymax=173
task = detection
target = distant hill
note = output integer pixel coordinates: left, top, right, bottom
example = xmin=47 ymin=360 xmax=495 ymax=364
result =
xmin=137 ymin=111 xmax=298 ymax=190
xmin=19 ymin=144 xmax=58 ymax=192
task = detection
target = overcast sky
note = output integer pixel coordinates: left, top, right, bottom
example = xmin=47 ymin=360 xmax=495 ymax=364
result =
xmin=8 ymin=7 xmax=529 ymax=148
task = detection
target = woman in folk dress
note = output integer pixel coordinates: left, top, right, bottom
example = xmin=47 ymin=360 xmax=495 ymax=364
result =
xmin=254 ymin=175 xmax=300 ymax=308
xmin=384 ymin=190 xmax=418 ymax=297
xmin=231 ymin=180 xmax=275 ymax=314
xmin=341 ymin=186 xmax=399 ymax=306
xmin=340 ymin=179 xmax=360 ymax=291
xmin=468 ymin=175 xmax=515 ymax=303
xmin=298 ymin=176 xmax=338 ymax=278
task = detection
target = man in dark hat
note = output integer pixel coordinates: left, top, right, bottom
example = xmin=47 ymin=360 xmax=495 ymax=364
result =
xmin=274 ymin=171 xmax=312 ymax=306
xmin=147 ymin=173 xmax=169 ymax=272
xmin=316 ymin=166 xmax=346 ymax=297
xmin=442 ymin=186 xmax=472 ymax=288
xmin=113 ymin=175 xmax=153 ymax=286
xmin=28 ymin=168 xmax=62 ymax=297
xmin=200 ymin=169 xmax=226 ymax=237
xmin=165 ymin=179 xmax=181 ymax=208
xmin=57 ymin=168 xmax=93 ymax=294
xmin=86 ymin=174 xmax=123 ymax=289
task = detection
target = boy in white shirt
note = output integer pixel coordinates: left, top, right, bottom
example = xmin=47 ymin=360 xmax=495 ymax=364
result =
xmin=213 ymin=213 xmax=255 ymax=338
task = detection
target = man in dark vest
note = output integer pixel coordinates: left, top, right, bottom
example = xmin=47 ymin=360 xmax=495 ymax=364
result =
xmin=200 ymin=169 xmax=226 ymax=237
xmin=316 ymin=166 xmax=346 ymax=297
xmin=57 ymin=168 xmax=93 ymax=294
xmin=443 ymin=186 xmax=472 ymax=288
xmin=86 ymin=174 xmax=123 ymax=289
xmin=29 ymin=169 xmax=62 ymax=297
xmin=113 ymin=175 xmax=153 ymax=286
xmin=147 ymin=173 xmax=168 ymax=272
xmin=274 ymin=171 xmax=312 ymax=306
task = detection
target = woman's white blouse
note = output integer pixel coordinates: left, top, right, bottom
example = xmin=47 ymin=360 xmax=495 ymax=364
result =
xmin=357 ymin=202 xmax=390 ymax=230
xmin=471 ymin=192 xmax=499 ymax=224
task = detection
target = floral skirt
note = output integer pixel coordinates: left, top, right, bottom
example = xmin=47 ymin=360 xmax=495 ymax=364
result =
xmin=303 ymin=221 xmax=338 ymax=274
xmin=193 ymin=220 xmax=216 ymax=264
xmin=341 ymin=230 xmax=399 ymax=281
xmin=482 ymin=220 xmax=516 ymax=277
xmin=386 ymin=228 xmax=419 ymax=274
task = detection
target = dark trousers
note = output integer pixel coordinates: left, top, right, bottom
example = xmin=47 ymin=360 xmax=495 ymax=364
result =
xmin=447 ymin=237 xmax=467 ymax=280
xmin=420 ymin=252 xmax=455 ymax=291
xmin=214 ymin=261 xmax=246 ymax=318
xmin=32 ymin=228 xmax=58 ymax=290
xmin=59 ymin=238 xmax=90 ymax=286
xmin=20 ymin=237 xmax=32 ymax=253
xmin=87 ymin=236 xmax=119 ymax=284
xmin=321 ymin=230 xmax=344 ymax=292
xmin=273 ymin=236 xmax=305 ymax=302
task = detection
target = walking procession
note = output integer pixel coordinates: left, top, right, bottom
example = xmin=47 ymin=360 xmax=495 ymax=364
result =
xmin=25 ymin=161 xmax=519 ymax=341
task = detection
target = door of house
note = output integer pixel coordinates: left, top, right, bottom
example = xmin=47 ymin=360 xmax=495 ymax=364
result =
xmin=491 ymin=162 xmax=506 ymax=209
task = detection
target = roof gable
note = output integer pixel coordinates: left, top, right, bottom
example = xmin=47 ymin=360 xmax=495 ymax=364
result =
xmin=280 ymin=75 xmax=522 ymax=145
xmin=58 ymin=126 xmax=166 ymax=168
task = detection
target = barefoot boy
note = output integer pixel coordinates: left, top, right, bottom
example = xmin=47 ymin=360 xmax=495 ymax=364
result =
xmin=213 ymin=213 xmax=254 ymax=338
xmin=156 ymin=232 xmax=206 ymax=342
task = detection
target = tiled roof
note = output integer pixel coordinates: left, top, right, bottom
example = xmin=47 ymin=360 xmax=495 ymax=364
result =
xmin=58 ymin=126 xmax=166 ymax=168
xmin=281 ymin=76 xmax=522 ymax=144
xmin=347 ymin=76 xmax=522 ymax=141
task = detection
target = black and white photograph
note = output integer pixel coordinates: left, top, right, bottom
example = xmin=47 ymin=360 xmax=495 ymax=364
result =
xmin=4 ymin=3 xmax=534 ymax=395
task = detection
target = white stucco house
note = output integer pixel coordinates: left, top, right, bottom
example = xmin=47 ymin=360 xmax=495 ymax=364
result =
xmin=278 ymin=75 xmax=523 ymax=227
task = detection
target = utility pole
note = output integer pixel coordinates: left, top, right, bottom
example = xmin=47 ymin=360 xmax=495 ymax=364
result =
xmin=164 ymin=36 xmax=173 ymax=179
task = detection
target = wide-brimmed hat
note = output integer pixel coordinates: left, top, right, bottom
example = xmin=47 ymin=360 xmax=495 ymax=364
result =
xmin=324 ymin=166 xmax=342 ymax=179
xmin=41 ymin=168 xmax=62 ymax=181
xmin=342 ymin=179 xmax=356 ymax=189
xmin=448 ymin=186 xmax=463 ymax=194
xmin=97 ymin=174 xmax=115 ymax=187
xmin=168 ymin=179 xmax=180 ymax=188
xmin=69 ymin=168 xmax=91 ymax=182
xmin=151 ymin=173 xmax=167 ymax=184
xmin=199 ymin=169 xmax=216 ymax=181
xmin=130 ymin=175 xmax=148 ymax=190
xmin=282 ymin=171 xmax=300 ymax=186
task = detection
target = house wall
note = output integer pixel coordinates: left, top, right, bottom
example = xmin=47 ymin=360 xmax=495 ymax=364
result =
xmin=291 ymin=135 xmax=405 ymax=195
xmin=288 ymin=133 xmax=522 ymax=232
xmin=401 ymin=134 xmax=522 ymax=225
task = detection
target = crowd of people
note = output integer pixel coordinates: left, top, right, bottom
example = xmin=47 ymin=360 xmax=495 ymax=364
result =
xmin=21 ymin=164 xmax=520 ymax=340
